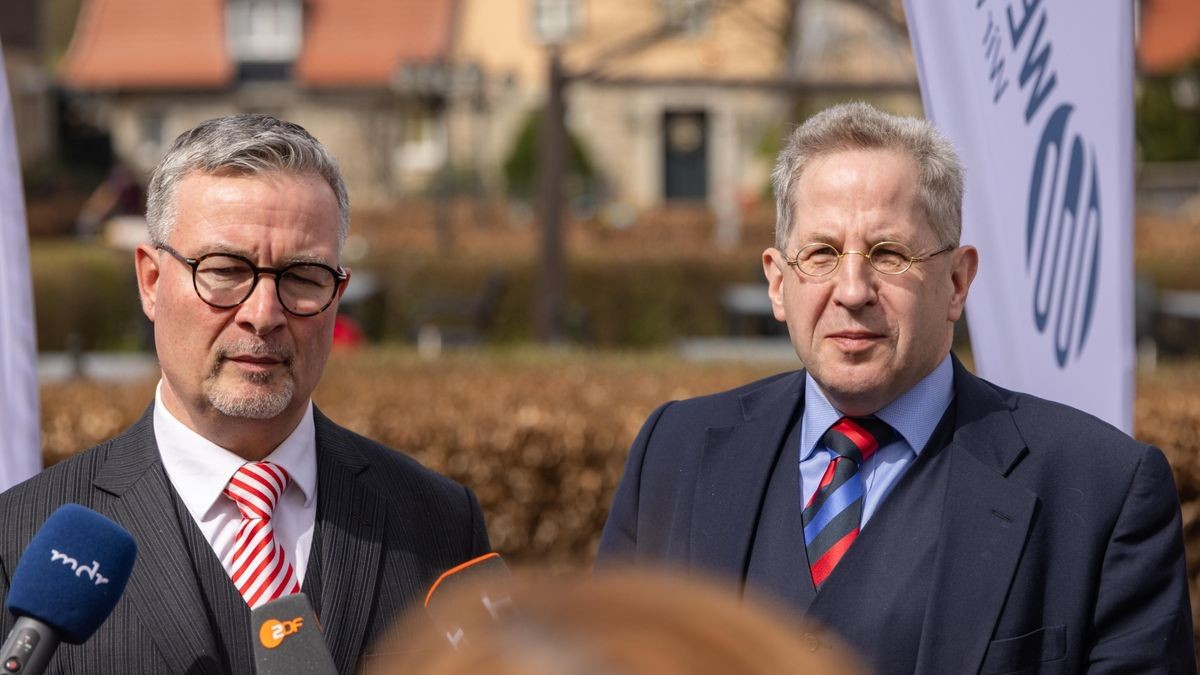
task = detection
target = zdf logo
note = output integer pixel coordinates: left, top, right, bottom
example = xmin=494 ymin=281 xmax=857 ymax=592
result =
xmin=259 ymin=616 xmax=304 ymax=649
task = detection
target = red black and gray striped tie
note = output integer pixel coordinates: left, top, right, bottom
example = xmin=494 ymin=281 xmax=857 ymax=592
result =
xmin=802 ymin=416 xmax=895 ymax=587
xmin=223 ymin=461 xmax=302 ymax=608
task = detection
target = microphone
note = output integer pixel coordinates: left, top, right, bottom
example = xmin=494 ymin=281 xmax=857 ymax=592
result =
xmin=424 ymin=553 xmax=515 ymax=649
xmin=1 ymin=504 xmax=137 ymax=675
xmin=251 ymin=593 xmax=337 ymax=675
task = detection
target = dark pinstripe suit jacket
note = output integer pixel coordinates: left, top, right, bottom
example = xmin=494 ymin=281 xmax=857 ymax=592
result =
xmin=0 ymin=405 xmax=490 ymax=674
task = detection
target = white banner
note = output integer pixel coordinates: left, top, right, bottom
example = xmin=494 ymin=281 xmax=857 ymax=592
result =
xmin=0 ymin=44 xmax=42 ymax=488
xmin=904 ymin=0 xmax=1134 ymax=432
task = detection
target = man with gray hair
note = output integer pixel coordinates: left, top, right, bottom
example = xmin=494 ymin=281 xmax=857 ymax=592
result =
xmin=599 ymin=102 xmax=1193 ymax=673
xmin=0 ymin=114 xmax=490 ymax=673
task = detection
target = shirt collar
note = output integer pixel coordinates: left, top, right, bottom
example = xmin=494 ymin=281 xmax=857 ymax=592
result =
xmin=154 ymin=381 xmax=318 ymax=522
xmin=801 ymin=354 xmax=954 ymax=461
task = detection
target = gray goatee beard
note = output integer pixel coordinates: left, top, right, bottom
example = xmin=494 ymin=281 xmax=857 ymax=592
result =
xmin=205 ymin=340 xmax=295 ymax=420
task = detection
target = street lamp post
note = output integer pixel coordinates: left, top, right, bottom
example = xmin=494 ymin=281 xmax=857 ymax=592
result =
xmin=535 ymin=47 xmax=568 ymax=343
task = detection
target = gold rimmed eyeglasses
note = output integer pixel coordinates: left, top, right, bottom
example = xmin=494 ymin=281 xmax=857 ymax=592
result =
xmin=784 ymin=241 xmax=953 ymax=277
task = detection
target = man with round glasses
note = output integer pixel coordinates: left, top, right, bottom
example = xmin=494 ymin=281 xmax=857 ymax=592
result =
xmin=599 ymin=102 xmax=1193 ymax=673
xmin=0 ymin=114 xmax=490 ymax=673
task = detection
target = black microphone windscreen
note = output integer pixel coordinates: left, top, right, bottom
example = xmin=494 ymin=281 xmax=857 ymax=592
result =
xmin=251 ymin=593 xmax=337 ymax=675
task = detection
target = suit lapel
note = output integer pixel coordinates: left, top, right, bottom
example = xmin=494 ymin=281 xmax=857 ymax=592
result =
xmin=690 ymin=373 xmax=803 ymax=580
xmin=915 ymin=361 xmax=1037 ymax=674
xmin=310 ymin=410 xmax=386 ymax=675
xmin=92 ymin=408 xmax=228 ymax=674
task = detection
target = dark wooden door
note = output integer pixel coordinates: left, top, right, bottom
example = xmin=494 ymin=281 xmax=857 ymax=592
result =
xmin=663 ymin=110 xmax=708 ymax=201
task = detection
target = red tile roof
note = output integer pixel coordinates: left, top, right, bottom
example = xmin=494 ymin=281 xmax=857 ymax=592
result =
xmin=1139 ymin=0 xmax=1200 ymax=75
xmin=60 ymin=0 xmax=232 ymax=89
xmin=295 ymin=0 xmax=457 ymax=87
xmin=59 ymin=0 xmax=456 ymax=90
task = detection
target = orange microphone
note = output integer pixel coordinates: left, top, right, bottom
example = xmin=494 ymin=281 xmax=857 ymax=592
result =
xmin=424 ymin=553 xmax=515 ymax=649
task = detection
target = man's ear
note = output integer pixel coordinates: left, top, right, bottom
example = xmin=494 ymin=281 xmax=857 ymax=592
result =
xmin=134 ymin=243 xmax=161 ymax=322
xmin=947 ymin=245 xmax=979 ymax=323
xmin=334 ymin=267 xmax=352 ymax=304
xmin=762 ymin=248 xmax=788 ymax=322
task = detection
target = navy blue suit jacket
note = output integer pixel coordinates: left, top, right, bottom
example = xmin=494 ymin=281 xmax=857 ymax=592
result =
xmin=598 ymin=358 xmax=1195 ymax=674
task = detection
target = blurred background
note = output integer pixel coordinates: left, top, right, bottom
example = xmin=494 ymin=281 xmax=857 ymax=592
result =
xmin=5 ymin=0 xmax=1200 ymax=608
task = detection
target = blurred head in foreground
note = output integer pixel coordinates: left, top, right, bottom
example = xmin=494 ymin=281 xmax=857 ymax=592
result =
xmin=372 ymin=570 xmax=868 ymax=675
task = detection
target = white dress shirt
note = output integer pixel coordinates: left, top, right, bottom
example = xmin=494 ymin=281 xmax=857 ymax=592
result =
xmin=155 ymin=382 xmax=317 ymax=584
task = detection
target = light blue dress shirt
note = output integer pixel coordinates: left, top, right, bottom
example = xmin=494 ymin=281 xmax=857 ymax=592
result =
xmin=799 ymin=354 xmax=955 ymax=528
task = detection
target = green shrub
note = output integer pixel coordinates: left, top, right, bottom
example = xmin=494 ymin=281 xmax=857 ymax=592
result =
xmin=366 ymin=252 xmax=764 ymax=346
xmin=30 ymin=241 xmax=145 ymax=351
xmin=28 ymin=242 xmax=769 ymax=350
xmin=502 ymin=108 xmax=598 ymax=199
xmin=1137 ymin=69 xmax=1200 ymax=162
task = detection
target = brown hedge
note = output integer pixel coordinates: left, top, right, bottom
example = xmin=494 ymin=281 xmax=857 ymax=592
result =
xmin=37 ymin=351 xmax=1200 ymax=625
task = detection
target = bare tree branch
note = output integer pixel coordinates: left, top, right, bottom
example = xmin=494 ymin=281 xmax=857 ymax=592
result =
xmin=848 ymin=0 xmax=908 ymax=39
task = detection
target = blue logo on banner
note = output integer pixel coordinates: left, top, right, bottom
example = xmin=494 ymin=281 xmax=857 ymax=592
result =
xmin=990 ymin=0 xmax=1103 ymax=368
xmin=1025 ymin=104 xmax=1101 ymax=367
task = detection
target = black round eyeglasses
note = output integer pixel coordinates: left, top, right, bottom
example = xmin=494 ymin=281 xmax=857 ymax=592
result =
xmin=156 ymin=243 xmax=347 ymax=317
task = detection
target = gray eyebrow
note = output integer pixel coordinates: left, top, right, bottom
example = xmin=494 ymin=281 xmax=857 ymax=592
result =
xmin=195 ymin=243 xmax=249 ymax=258
xmin=795 ymin=232 xmax=920 ymax=249
xmin=284 ymin=254 xmax=334 ymax=266
xmin=196 ymin=246 xmax=333 ymax=267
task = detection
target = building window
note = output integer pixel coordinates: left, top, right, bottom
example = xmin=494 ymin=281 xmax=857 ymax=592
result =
xmin=533 ymin=0 xmax=581 ymax=45
xmin=136 ymin=110 xmax=167 ymax=167
xmin=227 ymin=0 xmax=302 ymax=63
xmin=394 ymin=107 xmax=446 ymax=172
xmin=660 ymin=0 xmax=711 ymax=35
xmin=140 ymin=111 xmax=164 ymax=148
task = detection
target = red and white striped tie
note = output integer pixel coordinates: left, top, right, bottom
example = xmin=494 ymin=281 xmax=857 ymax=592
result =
xmin=223 ymin=461 xmax=301 ymax=608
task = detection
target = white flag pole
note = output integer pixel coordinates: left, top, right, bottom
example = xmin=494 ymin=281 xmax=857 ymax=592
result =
xmin=0 ymin=41 xmax=44 ymax=487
